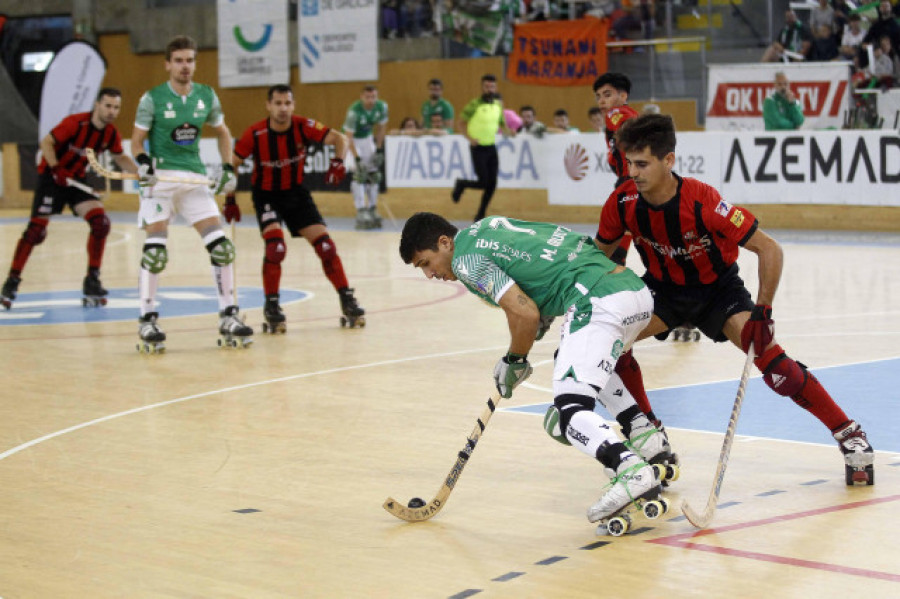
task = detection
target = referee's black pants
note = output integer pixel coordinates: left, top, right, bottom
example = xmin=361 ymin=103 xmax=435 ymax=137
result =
xmin=458 ymin=144 xmax=498 ymax=221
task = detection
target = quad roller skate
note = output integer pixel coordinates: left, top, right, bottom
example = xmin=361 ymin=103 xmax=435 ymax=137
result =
xmin=261 ymin=294 xmax=287 ymax=334
xmin=834 ymin=421 xmax=874 ymax=486
xmin=354 ymin=208 xmax=374 ymax=230
xmin=1 ymin=275 xmax=20 ymax=310
xmin=588 ymin=456 xmax=668 ymax=537
xmin=366 ymin=206 xmax=383 ymax=229
xmin=338 ymin=287 xmax=365 ymax=328
xmin=137 ymin=312 xmax=166 ymax=354
xmin=626 ymin=417 xmax=680 ymax=484
xmin=82 ymin=272 xmax=109 ymax=307
xmin=671 ymin=324 xmax=701 ymax=342
xmin=218 ymin=306 xmax=254 ymax=348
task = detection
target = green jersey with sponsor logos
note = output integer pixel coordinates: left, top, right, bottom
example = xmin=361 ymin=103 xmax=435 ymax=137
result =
xmin=134 ymin=82 xmax=224 ymax=174
xmin=452 ymin=216 xmax=644 ymax=317
xmin=343 ymin=99 xmax=389 ymax=139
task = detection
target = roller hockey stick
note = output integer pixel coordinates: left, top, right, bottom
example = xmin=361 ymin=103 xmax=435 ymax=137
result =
xmin=383 ymin=391 xmax=502 ymax=522
xmin=66 ymin=178 xmax=101 ymax=199
xmin=681 ymin=350 xmax=755 ymax=529
xmin=85 ymin=148 xmax=214 ymax=185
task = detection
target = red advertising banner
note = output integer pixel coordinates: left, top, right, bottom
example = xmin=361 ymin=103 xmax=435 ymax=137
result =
xmin=507 ymin=17 xmax=609 ymax=87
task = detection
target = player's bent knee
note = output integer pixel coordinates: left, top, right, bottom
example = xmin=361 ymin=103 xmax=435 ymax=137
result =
xmin=543 ymin=406 xmax=572 ymax=445
xmin=141 ymin=244 xmax=168 ymax=273
xmin=553 ymin=393 xmax=596 ymax=432
xmin=87 ymin=212 xmax=110 ymax=239
xmin=23 ymin=219 xmax=48 ymax=246
xmin=313 ymin=234 xmax=337 ymax=261
xmin=758 ymin=352 xmax=806 ymax=397
xmin=207 ymin=237 xmax=236 ymax=266
xmin=265 ymin=234 xmax=286 ymax=264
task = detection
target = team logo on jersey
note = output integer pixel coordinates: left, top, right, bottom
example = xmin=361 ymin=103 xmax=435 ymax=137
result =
xmin=684 ymin=230 xmax=697 ymax=241
xmin=563 ymin=144 xmax=590 ymax=181
xmin=196 ymin=99 xmax=206 ymax=111
xmin=715 ymin=199 xmax=733 ymax=217
xmin=730 ymin=209 xmax=745 ymax=227
xmin=164 ymin=102 xmax=176 ymax=119
xmin=171 ymin=123 xmax=200 ymax=146
xmin=610 ymin=112 xmax=624 ymax=126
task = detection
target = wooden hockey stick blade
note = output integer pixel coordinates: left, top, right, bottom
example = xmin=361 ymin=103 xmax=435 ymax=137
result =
xmin=85 ymin=148 xmax=214 ymax=185
xmin=681 ymin=351 xmax=755 ymax=529
xmin=383 ymin=391 xmax=502 ymax=522
xmin=66 ymin=178 xmax=101 ymax=199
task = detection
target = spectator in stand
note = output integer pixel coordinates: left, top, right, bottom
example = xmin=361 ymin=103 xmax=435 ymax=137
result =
xmin=761 ymin=9 xmax=812 ymax=62
xmin=867 ymin=36 xmax=897 ymax=89
xmin=832 ymin=0 xmax=852 ymax=43
xmin=862 ymin=1 xmax=900 ymax=63
xmin=382 ymin=0 xmax=401 ymax=39
xmin=809 ymin=0 xmax=835 ymax=38
xmin=588 ymin=106 xmax=605 ymax=132
xmin=810 ymin=23 xmax=840 ymax=61
xmin=389 ymin=116 xmax=424 ymax=135
xmin=421 ymin=78 xmax=454 ymax=133
xmin=550 ymin=109 xmax=580 ymax=133
xmin=519 ymin=105 xmax=549 ymax=138
xmin=426 ymin=113 xmax=451 ymax=135
xmin=763 ymin=71 xmax=805 ymax=130
xmin=839 ymin=14 xmax=866 ymax=61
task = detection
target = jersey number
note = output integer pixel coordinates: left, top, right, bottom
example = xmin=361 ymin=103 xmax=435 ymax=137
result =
xmin=488 ymin=217 xmax=536 ymax=236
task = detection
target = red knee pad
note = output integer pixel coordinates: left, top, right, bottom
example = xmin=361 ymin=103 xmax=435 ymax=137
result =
xmin=85 ymin=208 xmax=110 ymax=239
xmin=23 ymin=218 xmax=48 ymax=245
xmin=263 ymin=229 xmax=286 ymax=264
xmin=755 ymin=346 xmax=806 ymax=397
xmin=312 ymin=234 xmax=337 ymax=262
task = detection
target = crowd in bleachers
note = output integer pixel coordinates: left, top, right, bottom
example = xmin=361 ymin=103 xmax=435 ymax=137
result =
xmin=762 ymin=0 xmax=900 ymax=91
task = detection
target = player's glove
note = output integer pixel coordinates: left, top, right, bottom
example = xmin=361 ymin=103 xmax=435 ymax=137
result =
xmin=372 ymin=146 xmax=385 ymax=169
xmin=135 ymin=154 xmax=158 ymax=187
xmin=50 ymin=165 xmax=73 ymax=188
xmin=740 ymin=304 xmax=774 ymax=356
xmin=213 ymin=164 xmax=237 ymax=195
xmin=493 ymin=353 xmax=533 ymax=399
xmin=535 ymin=315 xmax=556 ymax=341
xmin=325 ymin=157 xmax=346 ymax=185
xmin=222 ymin=193 xmax=241 ymax=223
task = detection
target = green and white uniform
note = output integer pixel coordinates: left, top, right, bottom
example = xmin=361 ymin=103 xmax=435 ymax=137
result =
xmin=343 ymin=99 xmax=388 ymax=167
xmin=343 ymin=99 xmax=389 ymax=222
xmin=134 ymin=81 xmax=224 ymax=225
xmin=421 ymin=98 xmax=454 ymax=133
xmin=453 ymin=216 xmax=652 ymax=392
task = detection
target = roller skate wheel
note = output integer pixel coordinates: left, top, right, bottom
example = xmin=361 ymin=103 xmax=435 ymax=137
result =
xmin=340 ymin=316 xmax=348 ymax=328
xmin=217 ymin=338 xmax=224 ymax=347
xmin=229 ymin=339 xmax=238 ymax=348
xmin=666 ymin=464 xmax=680 ymax=482
xmin=607 ymin=515 xmax=631 ymax=537
xmin=262 ymin=323 xmax=269 ymax=333
xmin=847 ymin=465 xmax=874 ymax=486
xmin=692 ymin=331 xmax=701 ymax=341
xmin=1 ymin=300 xmax=10 ymax=310
xmin=642 ymin=498 xmax=668 ymax=520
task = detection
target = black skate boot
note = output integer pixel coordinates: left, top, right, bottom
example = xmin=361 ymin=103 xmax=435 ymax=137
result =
xmin=218 ymin=305 xmax=254 ymax=348
xmin=82 ymin=271 xmax=109 ymax=307
xmin=137 ymin=312 xmax=166 ymax=354
xmin=1 ymin=275 xmax=21 ymax=310
xmin=833 ymin=421 xmax=874 ymax=485
xmin=261 ymin=294 xmax=286 ymax=334
xmin=338 ymin=287 xmax=365 ymax=328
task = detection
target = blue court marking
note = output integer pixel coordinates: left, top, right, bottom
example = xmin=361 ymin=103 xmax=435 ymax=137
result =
xmin=505 ymin=357 xmax=900 ymax=453
xmin=0 ymin=286 xmax=310 ymax=326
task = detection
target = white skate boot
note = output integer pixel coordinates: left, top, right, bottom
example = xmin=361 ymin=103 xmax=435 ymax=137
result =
xmin=588 ymin=455 xmax=666 ymax=536
xmin=626 ymin=415 xmax=680 ymax=483
xmin=833 ymin=421 xmax=874 ymax=485
xmin=137 ymin=312 xmax=166 ymax=354
xmin=218 ymin=306 xmax=254 ymax=349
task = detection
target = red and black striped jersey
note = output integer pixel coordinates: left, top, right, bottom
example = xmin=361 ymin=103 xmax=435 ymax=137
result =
xmin=38 ymin=112 xmax=123 ymax=178
xmin=604 ymin=105 xmax=639 ymax=178
xmin=596 ymin=175 xmax=759 ymax=286
xmin=233 ymin=115 xmax=330 ymax=191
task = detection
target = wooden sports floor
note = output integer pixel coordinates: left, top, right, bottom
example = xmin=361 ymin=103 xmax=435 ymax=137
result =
xmin=1 ymin=210 xmax=898 ymax=598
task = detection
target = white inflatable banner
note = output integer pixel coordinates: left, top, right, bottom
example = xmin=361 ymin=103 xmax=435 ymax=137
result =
xmin=706 ymin=62 xmax=850 ymax=131
xmin=39 ymin=41 xmax=106 ymax=141
xmin=298 ymin=0 xmax=378 ymax=83
xmin=217 ymin=0 xmax=290 ymax=88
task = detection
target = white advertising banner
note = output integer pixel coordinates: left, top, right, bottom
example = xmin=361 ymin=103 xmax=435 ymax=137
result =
xmin=386 ymin=130 xmax=900 ymax=207
xmin=298 ymin=0 xmax=378 ymax=83
xmin=706 ymin=62 xmax=850 ymax=131
xmin=217 ymin=0 xmax=290 ymax=88
xmin=39 ymin=41 xmax=106 ymax=141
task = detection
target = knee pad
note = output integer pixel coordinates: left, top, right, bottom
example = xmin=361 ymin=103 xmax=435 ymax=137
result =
xmin=313 ymin=234 xmax=337 ymax=263
xmin=23 ymin=218 xmax=48 ymax=246
xmin=553 ymin=393 xmax=596 ymax=434
xmin=86 ymin=210 xmax=110 ymax=239
xmin=367 ymin=170 xmax=382 ymax=186
xmin=207 ymin=237 xmax=235 ymax=266
xmin=543 ymin=406 xmax=572 ymax=446
xmin=264 ymin=231 xmax=286 ymax=264
xmin=755 ymin=346 xmax=806 ymax=397
xmin=141 ymin=243 xmax=168 ymax=273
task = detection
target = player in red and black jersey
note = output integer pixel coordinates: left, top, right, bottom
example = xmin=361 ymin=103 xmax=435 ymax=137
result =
xmin=595 ymin=114 xmax=874 ymax=485
xmin=230 ymin=84 xmax=365 ymax=331
xmin=592 ymin=73 xmax=639 ymax=267
xmin=1 ymin=88 xmax=138 ymax=309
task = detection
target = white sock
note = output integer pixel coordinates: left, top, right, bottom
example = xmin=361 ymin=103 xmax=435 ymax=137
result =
xmin=565 ymin=410 xmax=621 ymax=459
xmin=212 ymin=264 xmax=235 ymax=311
xmin=139 ymin=268 xmax=159 ymax=317
xmin=351 ymin=181 xmax=366 ymax=210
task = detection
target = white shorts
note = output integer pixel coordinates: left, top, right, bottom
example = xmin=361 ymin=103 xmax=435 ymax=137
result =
xmin=353 ymin=136 xmax=378 ymax=172
xmin=137 ymin=170 xmax=220 ymax=227
xmin=553 ymin=286 xmax=653 ymax=392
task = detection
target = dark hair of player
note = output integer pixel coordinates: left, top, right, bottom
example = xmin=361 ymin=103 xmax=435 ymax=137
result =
xmin=399 ymin=212 xmax=460 ymax=264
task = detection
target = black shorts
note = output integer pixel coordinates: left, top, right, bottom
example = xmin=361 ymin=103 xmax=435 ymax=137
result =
xmin=31 ymin=171 xmax=96 ymax=218
xmin=643 ymin=264 xmax=754 ymax=343
xmin=252 ymin=187 xmax=325 ymax=237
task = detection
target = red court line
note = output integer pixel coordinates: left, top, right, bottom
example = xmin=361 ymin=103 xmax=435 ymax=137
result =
xmin=650 ymin=494 xmax=900 ymax=582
